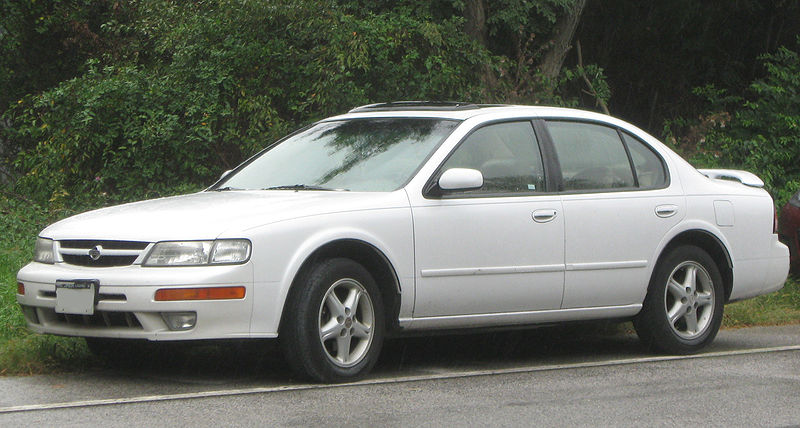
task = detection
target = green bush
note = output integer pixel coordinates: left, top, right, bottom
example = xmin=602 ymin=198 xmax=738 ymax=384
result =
xmin=0 ymin=197 xmax=56 ymax=337
xmin=0 ymin=196 xmax=97 ymax=375
xmin=2 ymin=0 xmax=490 ymax=206
xmin=691 ymin=39 xmax=800 ymax=206
xmin=0 ymin=0 xmax=123 ymax=108
xmin=7 ymin=64 xmax=215 ymax=206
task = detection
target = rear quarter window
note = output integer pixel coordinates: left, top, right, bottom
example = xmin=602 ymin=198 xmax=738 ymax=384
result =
xmin=621 ymin=132 xmax=667 ymax=189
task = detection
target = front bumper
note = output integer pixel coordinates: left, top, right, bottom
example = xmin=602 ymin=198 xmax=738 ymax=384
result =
xmin=16 ymin=261 xmax=256 ymax=341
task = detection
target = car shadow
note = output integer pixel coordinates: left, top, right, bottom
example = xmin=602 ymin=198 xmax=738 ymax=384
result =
xmin=375 ymin=321 xmax=646 ymax=373
xmin=91 ymin=321 xmax=646 ymax=383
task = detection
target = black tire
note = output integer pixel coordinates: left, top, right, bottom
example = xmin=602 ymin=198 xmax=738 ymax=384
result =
xmin=279 ymin=258 xmax=385 ymax=382
xmin=634 ymin=245 xmax=724 ymax=354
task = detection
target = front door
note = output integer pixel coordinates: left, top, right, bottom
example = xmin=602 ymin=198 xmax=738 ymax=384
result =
xmin=410 ymin=121 xmax=565 ymax=317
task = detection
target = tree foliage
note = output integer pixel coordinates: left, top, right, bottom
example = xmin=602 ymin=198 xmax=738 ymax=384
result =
xmin=691 ymin=40 xmax=800 ymax=206
xmin=2 ymin=0 xmax=492 ymax=205
xmin=1 ymin=0 xmax=798 ymax=211
xmin=0 ymin=0 xmax=126 ymax=108
xmin=578 ymin=0 xmax=800 ymax=130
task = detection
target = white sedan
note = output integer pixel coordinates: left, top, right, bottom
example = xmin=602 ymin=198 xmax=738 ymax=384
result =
xmin=16 ymin=102 xmax=789 ymax=382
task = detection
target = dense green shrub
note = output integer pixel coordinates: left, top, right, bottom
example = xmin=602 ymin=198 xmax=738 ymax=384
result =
xmin=3 ymin=0 xmax=489 ymax=206
xmin=7 ymin=63 xmax=214 ymax=206
xmin=691 ymin=40 xmax=800 ymax=206
xmin=0 ymin=0 xmax=125 ymax=108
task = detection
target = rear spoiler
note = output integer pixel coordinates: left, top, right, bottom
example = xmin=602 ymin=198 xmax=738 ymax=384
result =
xmin=698 ymin=169 xmax=764 ymax=188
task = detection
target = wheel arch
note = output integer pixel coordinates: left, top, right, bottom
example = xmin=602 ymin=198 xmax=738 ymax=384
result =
xmin=654 ymin=229 xmax=734 ymax=302
xmin=279 ymin=239 xmax=402 ymax=334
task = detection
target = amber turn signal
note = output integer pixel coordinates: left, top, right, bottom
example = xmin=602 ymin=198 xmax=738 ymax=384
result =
xmin=154 ymin=286 xmax=245 ymax=301
xmin=17 ymin=282 xmax=25 ymax=295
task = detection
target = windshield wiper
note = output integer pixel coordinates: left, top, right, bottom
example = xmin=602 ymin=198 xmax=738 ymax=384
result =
xmin=212 ymin=186 xmax=242 ymax=191
xmin=263 ymin=184 xmax=348 ymax=191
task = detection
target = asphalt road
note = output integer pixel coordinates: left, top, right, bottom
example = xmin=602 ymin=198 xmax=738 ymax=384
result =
xmin=1 ymin=324 xmax=798 ymax=426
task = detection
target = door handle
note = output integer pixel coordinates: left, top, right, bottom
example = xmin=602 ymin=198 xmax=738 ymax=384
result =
xmin=655 ymin=204 xmax=678 ymax=218
xmin=532 ymin=209 xmax=558 ymax=223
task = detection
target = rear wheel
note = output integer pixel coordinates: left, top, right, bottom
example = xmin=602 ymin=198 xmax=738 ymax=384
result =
xmin=280 ymin=258 xmax=385 ymax=382
xmin=634 ymin=245 xmax=724 ymax=354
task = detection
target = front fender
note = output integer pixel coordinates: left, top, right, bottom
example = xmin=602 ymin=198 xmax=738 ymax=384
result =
xmin=246 ymin=207 xmax=414 ymax=336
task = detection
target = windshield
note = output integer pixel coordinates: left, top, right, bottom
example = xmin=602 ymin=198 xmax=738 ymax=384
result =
xmin=215 ymin=118 xmax=459 ymax=192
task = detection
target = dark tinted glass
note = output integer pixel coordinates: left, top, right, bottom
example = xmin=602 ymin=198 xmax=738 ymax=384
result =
xmin=441 ymin=121 xmax=545 ymax=194
xmin=622 ymin=132 xmax=667 ymax=188
xmin=547 ymin=121 xmax=634 ymax=191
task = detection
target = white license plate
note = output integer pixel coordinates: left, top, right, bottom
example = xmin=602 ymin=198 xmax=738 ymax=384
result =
xmin=55 ymin=280 xmax=98 ymax=315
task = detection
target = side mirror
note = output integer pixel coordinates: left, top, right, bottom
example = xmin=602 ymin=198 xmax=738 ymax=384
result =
xmin=438 ymin=168 xmax=483 ymax=191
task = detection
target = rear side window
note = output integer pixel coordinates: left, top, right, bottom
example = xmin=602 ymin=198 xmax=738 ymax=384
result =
xmin=547 ymin=121 xmax=634 ymax=191
xmin=440 ymin=121 xmax=545 ymax=194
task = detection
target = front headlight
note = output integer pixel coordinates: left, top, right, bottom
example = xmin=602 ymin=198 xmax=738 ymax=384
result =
xmin=143 ymin=239 xmax=251 ymax=266
xmin=34 ymin=237 xmax=55 ymax=264
xmin=210 ymin=239 xmax=252 ymax=264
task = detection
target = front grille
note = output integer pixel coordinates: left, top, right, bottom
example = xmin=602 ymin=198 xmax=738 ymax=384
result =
xmin=40 ymin=290 xmax=127 ymax=302
xmin=58 ymin=311 xmax=142 ymax=328
xmin=60 ymin=240 xmax=149 ymax=250
xmin=39 ymin=308 xmax=143 ymax=329
xmin=62 ymin=254 xmax=138 ymax=267
xmin=58 ymin=240 xmax=150 ymax=267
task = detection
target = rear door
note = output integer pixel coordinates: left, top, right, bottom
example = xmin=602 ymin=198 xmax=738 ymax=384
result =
xmin=543 ymin=120 xmax=685 ymax=308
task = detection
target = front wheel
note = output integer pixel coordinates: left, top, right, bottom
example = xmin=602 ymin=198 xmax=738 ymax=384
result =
xmin=634 ymin=245 xmax=724 ymax=354
xmin=280 ymin=258 xmax=385 ymax=382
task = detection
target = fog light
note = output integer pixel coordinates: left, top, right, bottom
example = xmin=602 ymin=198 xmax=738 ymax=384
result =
xmin=17 ymin=282 xmax=25 ymax=295
xmin=161 ymin=312 xmax=197 ymax=331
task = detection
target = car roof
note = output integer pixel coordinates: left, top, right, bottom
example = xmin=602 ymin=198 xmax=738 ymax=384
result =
xmin=324 ymin=101 xmax=619 ymax=123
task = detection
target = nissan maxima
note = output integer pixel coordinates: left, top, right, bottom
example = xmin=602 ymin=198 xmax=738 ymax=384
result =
xmin=17 ymin=102 xmax=789 ymax=382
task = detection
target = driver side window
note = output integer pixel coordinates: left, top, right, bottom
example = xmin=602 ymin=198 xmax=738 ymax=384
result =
xmin=440 ymin=121 xmax=546 ymax=194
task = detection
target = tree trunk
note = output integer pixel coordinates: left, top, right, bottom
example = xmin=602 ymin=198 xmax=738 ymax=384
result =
xmin=539 ymin=0 xmax=587 ymax=82
xmin=463 ymin=0 xmax=498 ymax=101
xmin=463 ymin=0 xmax=487 ymax=47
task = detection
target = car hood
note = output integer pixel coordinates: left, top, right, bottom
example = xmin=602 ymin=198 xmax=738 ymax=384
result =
xmin=41 ymin=190 xmax=410 ymax=242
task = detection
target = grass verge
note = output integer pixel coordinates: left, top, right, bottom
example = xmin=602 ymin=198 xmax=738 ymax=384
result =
xmin=0 ymin=197 xmax=92 ymax=375
xmin=722 ymin=276 xmax=800 ymax=328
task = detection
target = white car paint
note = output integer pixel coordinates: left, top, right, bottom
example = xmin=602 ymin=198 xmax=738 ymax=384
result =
xmin=411 ymin=194 xmax=565 ymax=317
xmin=559 ymin=189 xmax=685 ymax=309
xmin=16 ymin=105 xmax=789 ymax=342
